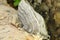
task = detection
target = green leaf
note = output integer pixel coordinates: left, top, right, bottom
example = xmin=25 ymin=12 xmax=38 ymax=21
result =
xmin=14 ymin=0 xmax=21 ymax=6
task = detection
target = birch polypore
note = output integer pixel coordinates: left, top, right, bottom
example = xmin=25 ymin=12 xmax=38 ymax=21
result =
xmin=18 ymin=0 xmax=50 ymax=40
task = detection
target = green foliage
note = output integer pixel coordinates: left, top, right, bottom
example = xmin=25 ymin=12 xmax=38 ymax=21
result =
xmin=14 ymin=0 xmax=21 ymax=6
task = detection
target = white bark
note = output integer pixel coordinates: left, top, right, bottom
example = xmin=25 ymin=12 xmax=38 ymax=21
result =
xmin=18 ymin=0 xmax=50 ymax=40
